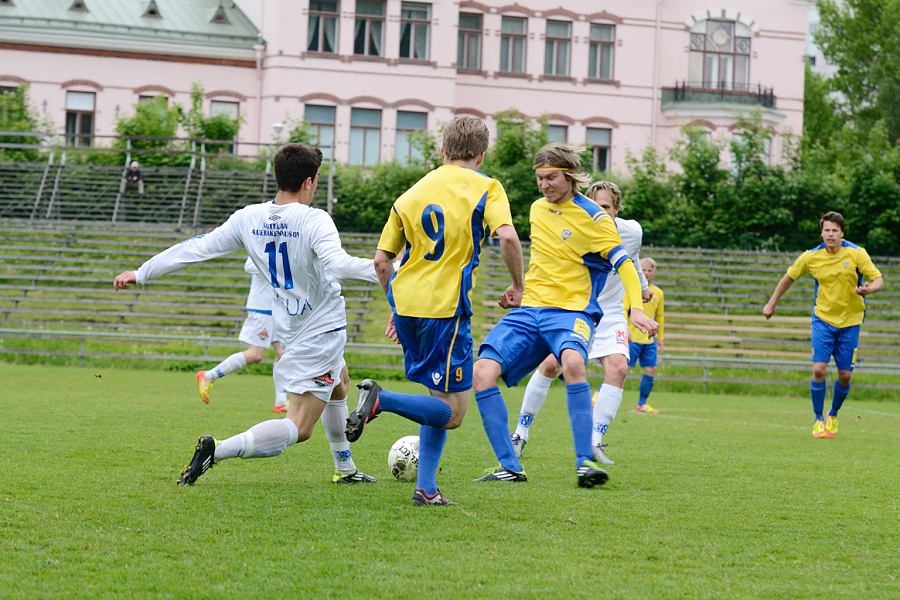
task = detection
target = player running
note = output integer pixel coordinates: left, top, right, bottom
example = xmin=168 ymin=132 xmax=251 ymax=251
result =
xmin=113 ymin=143 xmax=378 ymax=485
xmin=511 ymin=180 xmax=651 ymax=465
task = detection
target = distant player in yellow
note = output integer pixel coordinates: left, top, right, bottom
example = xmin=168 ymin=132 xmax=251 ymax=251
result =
xmin=764 ymin=211 xmax=883 ymax=438
xmin=625 ymin=257 xmax=665 ymax=413
xmin=472 ymin=143 xmax=658 ymax=488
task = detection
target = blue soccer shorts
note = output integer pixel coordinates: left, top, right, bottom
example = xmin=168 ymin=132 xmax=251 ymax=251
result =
xmin=478 ymin=307 xmax=594 ymax=387
xmin=627 ymin=340 xmax=658 ymax=368
xmin=394 ymin=313 xmax=473 ymax=392
xmin=810 ymin=315 xmax=859 ymax=371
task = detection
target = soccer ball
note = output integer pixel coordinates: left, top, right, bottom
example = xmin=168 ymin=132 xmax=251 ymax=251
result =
xmin=387 ymin=435 xmax=419 ymax=482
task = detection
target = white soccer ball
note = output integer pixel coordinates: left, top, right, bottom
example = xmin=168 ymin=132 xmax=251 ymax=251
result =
xmin=387 ymin=435 xmax=419 ymax=482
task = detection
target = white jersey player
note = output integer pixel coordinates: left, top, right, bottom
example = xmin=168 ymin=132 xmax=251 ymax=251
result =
xmin=113 ymin=143 xmax=380 ymax=486
xmin=194 ymin=257 xmax=288 ymax=412
xmin=511 ymin=181 xmax=649 ymax=465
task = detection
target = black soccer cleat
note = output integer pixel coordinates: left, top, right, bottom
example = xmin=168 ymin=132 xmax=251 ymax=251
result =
xmin=412 ymin=488 xmax=457 ymax=506
xmin=576 ymin=460 xmax=609 ymax=488
xmin=474 ymin=466 xmax=527 ymax=482
xmin=177 ymin=435 xmax=217 ymax=486
xmin=333 ymin=469 xmax=377 ymax=484
xmin=345 ymin=379 xmax=381 ymax=442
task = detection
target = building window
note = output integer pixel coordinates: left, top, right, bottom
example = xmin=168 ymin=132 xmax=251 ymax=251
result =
xmin=65 ymin=91 xmax=95 ymax=147
xmin=457 ymin=13 xmax=482 ymax=70
xmin=544 ymin=20 xmax=570 ymax=76
xmin=349 ymin=108 xmax=381 ymax=166
xmin=305 ymin=104 xmax=336 ymax=161
xmin=308 ymin=0 xmax=339 ymax=53
xmin=588 ymin=24 xmax=615 ymax=80
xmin=586 ymin=127 xmax=611 ymax=172
xmin=395 ymin=111 xmax=426 ymax=165
xmin=500 ymin=16 xmax=526 ymax=73
xmin=210 ymin=100 xmax=239 ymax=120
xmin=400 ymin=2 xmax=430 ymax=60
xmin=689 ymin=20 xmax=751 ymax=90
xmin=546 ymin=124 xmax=567 ymax=143
xmin=354 ymin=0 xmax=385 ymax=57
xmin=138 ymin=94 xmax=168 ymax=105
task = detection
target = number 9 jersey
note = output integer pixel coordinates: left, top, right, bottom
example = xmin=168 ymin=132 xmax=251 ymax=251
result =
xmin=377 ymin=165 xmax=514 ymax=319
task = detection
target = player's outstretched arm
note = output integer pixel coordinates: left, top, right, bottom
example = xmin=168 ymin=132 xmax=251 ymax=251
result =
xmin=763 ymin=273 xmax=795 ymax=319
xmin=113 ymin=271 xmax=136 ymax=291
xmin=496 ymin=224 xmax=525 ymax=308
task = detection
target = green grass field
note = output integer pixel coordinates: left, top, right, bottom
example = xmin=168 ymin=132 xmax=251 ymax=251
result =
xmin=2 ymin=363 xmax=898 ymax=599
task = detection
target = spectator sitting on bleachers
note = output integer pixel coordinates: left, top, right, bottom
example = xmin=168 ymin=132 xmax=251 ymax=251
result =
xmin=125 ymin=161 xmax=144 ymax=199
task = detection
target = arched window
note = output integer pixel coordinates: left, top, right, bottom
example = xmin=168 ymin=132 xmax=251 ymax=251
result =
xmin=689 ymin=19 xmax=752 ymax=91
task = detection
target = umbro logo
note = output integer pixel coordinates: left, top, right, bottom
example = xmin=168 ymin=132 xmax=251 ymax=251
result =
xmin=269 ymin=215 xmax=282 ymax=221
xmin=431 ymin=372 xmax=443 ymax=385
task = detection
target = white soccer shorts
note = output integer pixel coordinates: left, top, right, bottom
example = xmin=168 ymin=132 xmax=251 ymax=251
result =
xmin=588 ymin=310 xmax=630 ymax=361
xmin=273 ymin=329 xmax=347 ymax=403
xmin=238 ymin=311 xmax=277 ymax=348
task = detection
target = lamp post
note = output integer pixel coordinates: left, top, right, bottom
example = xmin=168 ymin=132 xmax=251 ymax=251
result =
xmin=272 ymin=122 xmax=284 ymax=146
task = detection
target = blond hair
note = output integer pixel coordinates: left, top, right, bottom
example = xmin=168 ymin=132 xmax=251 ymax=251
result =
xmin=532 ymin=142 xmax=592 ymax=191
xmin=442 ymin=116 xmax=490 ymax=160
xmin=641 ymin=257 xmax=657 ymax=269
xmin=587 ymin=180 xmax=622 ymax=212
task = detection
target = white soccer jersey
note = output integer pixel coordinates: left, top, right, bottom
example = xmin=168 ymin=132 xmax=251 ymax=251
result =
xmin=134 ymin=201 xmax=378 ymax=343
xmin=595 ymin=217 xmax=648 ymax=316
xmin=243 ymin=257 xmax=274 ymax=313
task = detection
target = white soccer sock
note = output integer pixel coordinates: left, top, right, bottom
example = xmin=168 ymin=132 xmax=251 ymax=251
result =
xmin=322 ymin=397 xmax=355 ymax=474
xmin=213 ymin=418 xmax=298 ymax=462
xmin=515 ymin=370 xmax=554 ymax=440
xmin=592 ymin=384 xmax=623 ymax=447
xmin=274 ymin=382 xmax=289 ymax=407
xmin=206 ymin=351 xmax=248 ymax=382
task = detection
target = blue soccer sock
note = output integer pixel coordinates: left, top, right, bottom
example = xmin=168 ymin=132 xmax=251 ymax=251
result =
xmin=566 ymin=382 xmax=593 ymax=468
xmin=830 ymin=381 xmax=851 ymax=417
xmin=378 ymin=389 xmax=452 ymax=428
xmin=416 ymin=424 xmax=447 ymax=496
xmin=475 ymin=387 xmax=523 ymax=473
xmin=638 ymin=375 xmax=655 ymax=405
xmin=810 ymin=380 xmax=826 ymax=419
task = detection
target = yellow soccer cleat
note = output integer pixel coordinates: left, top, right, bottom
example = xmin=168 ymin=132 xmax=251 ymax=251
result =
xmin=825 ymin=415 xmax=838 ymax=438
xmin=195 ymin=370 xmax=212 ymax=404
xmin=635 ymin=404 xmax=658 ymax=413
xmin=812 ymin=419 xmax=826 ymax=438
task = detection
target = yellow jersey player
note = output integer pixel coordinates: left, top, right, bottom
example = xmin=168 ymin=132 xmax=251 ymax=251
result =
xmin=625 ymin=257 xmax=665 ymax=413
xmin=344 ymin=116 xmax=525 ymax=506
xmin=764 ymin=211 xmax=883 ymax=438
xmin=472 ymin=143 xmax=658 ymax=488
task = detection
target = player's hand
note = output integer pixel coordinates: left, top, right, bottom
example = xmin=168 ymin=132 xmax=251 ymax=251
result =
xmin=855 ymin=283 xmax=872 ymax=296
xmin=384 ymin=313 xmax=399 ymax=344
xmin=642 ymin=288 xmax=653 ymax=302
xmin=657 ymin=341 xmax=665 ymax=354
xmin=113 ymin=271 xmax=136 ymax=291
xmin=630 ymin=308 xmax=658 ymax=337
xmin=498 ymin=285 xmax=523 ymax=309
xmin=762 ymin=302 xmax=775 ymax=320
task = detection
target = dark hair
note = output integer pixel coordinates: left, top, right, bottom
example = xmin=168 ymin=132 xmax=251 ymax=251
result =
xmin=820 ymin=211 xmax=845 ymax=233
xmin=274 ymin=143 xmax=323 ymax=193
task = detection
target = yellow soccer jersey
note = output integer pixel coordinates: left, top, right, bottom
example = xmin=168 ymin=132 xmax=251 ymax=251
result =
xmin=786 ymin=241 xmax=882 ymax=328
xmin=522 ymin=193 xmax=642 ymax=323
xmin=626 ymin=283 xmax=664 ymax=344
xmin=377 ymin=165 xmax=513 ymax=318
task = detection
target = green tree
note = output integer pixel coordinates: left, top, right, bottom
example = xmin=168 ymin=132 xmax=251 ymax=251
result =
xmin=816 ymin=0 xmax=900 ymax=142
xmin=182 ymin=82 xmax=241 ymax=154
xmin=113 ymin=95 xmax=185 ymax=166
xmin=0 ymin=84 xmax=50 ymax=161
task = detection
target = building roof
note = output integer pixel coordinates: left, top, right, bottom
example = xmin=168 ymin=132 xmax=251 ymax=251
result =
xmin=0 ymin=0 xmax=261 ymax=61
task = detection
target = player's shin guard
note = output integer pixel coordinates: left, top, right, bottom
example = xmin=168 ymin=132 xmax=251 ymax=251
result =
xmin=566 ymin=382 xmax=593 ymax=468
xmin=416 ymin=424 xmax=447 ymax=496
xmin=323 ymin=397 xmax=355 ymax=472
xmin=207 ymin=351 xmax=247 ymax=382
xmin=592 ymin=384 xmax=623 ymax=447
xmin=475 ymin=387 xmax=522 ymax=473
xmin=216 ymin=419 xmax=299 ymax=460
xmin=378 ymin=390 xmax=452 ymax=428
xmin=516 ymin=370 xmax=554 ymax=439
xmin=810 ymin=379 xmax=827 ymax=419
xmin=831 ymin=381 xmax=850 ymax=416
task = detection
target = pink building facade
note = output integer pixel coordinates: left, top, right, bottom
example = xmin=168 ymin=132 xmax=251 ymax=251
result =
xmin=0 ymin=0 xmax=809 ymax=171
